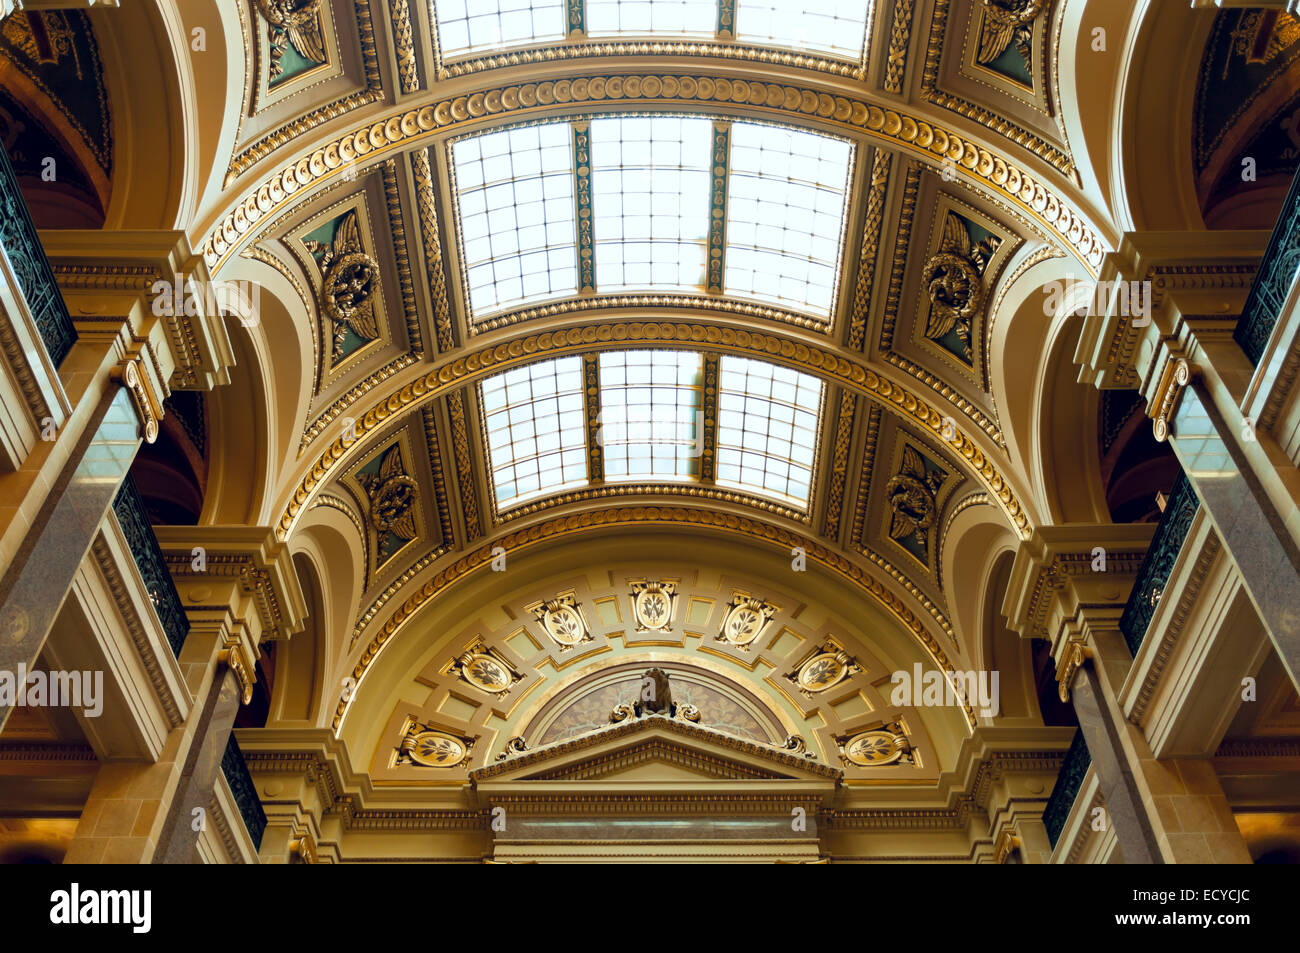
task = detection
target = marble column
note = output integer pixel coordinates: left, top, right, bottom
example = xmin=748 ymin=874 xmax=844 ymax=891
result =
xmin=1169 ymin=383 xmax=1300 ymax=693
xmin=152 ymin=664 xmax=242 ymax=863
xmin=0 ymin=386 xmax=139 ymax=732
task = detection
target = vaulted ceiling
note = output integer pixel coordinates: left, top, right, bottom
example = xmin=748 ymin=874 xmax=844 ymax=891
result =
xmin=181 ymin=0 xmax=1107 ymax=761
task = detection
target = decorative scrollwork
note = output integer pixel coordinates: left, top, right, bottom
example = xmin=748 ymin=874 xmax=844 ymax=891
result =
xmin=885 ymin=445 xmax=948 ymax=551
xmin=304 ymin=210 xmax=380 ymax=363
xmin=717 ymin=596 xmax=776 ymax=650
xmin=921 ymin=212 xmax=1001 ymax=361
xmin=357 ymin=444 xmax=418 ymax=545
xmin=609 ymin=668 xmax=701 ymax=723
xmin=256 ymin=0 xmax=326 ymax=80
xmin=840 ymin=722 xmax=914 ymax=767
xmin=976 ymin=0 xmax=1045 ymax=67
xmin=533 ymin=594 xmax=592 ymax=649
xmin=398 ymin=721 xmax=473 ymax=768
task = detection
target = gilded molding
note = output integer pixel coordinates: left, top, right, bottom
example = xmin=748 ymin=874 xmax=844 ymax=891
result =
xmin=821 ymin=389 xmax=857 ymax=540
xmin=921 ymin=0 xmax=1072 ymax=174
xmin=1055 ymin=637 xmax=1088 ymax=702
xmin=445 ymin=388 xmax=482 ymax=540
xmin=202 ymin=73 xmax=1106 ymax=276
xmin=227 ymin=0 xmax=384 ymax=184
xmin=410 ymin=147 xmax=455 ymax=351
xmin=847 ymin=147 xmax=891 ymax=351
xmin=390 ymin=0 xmax=419 ymax=93
xmin=278 ymin=322 xmax=1032 ymax=544
xmin=333 ymin=504 xmax=973 ymax=732
xmin=883 ymin=0 xmax=917 ymax=95
xmin=879 ymin=161 xmax=922 ymax=354
xmin=434 ymin=40 xmax=866 ymax=82
xmin=468 ymin=290 xmax=831 ymax=334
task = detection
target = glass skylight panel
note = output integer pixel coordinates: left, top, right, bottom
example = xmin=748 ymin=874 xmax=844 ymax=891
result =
xmin=723 ymin=122 xmax=852 ymax=318
xmin=480 ymin=357 xmax=587 ymax=508
xmin=590 ymin=116 xmax=713 ymax=293
xmin=434 ymin=0 xmax=568 ymax=59
xmin=585 ymin=0 xmax=718 ymax=37
xmin=598 ymin=350 xmax=704 ymax=481
xmin=734 ymin=0 xmax=871 ymax=60
xmin=715 ymin=356 xmax=822 ymax=505
xmin=452 ymin=123 xmax=577 ymax=318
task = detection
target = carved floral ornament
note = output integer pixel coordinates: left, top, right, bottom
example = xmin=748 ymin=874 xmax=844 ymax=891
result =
xmin=202 ymin=75 xmax=1107 ymax=277
xmin=303 ymin=210 xmax=381 ymax=363
xmin=790 ymin=640 xmax=862 ymax=696
xmin=975 ymin=0 xmax=1047 ymax=68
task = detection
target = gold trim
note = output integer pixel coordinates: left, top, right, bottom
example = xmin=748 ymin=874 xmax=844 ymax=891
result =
xmin=202 ymin=73 xmax=1106 ymax=276
xmin=332 ymin=505 xmax=971 ymax=732
xmin=275 ymin=323 xmax=1031 ymax=543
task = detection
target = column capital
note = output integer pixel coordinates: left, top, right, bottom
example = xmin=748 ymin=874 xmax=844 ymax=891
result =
xmin=155 ymin=526 xmax=307 ymax=645
xmin=40 ymin=229 xmax=235 ymax=394
xmin=1003 ymin=523 xmax=1154 ymax=665
xmin=1074 ymin=230 xmax=1264 ymax=395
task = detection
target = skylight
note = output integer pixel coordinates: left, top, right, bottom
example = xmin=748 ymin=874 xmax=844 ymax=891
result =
xmin=480 ymin=356 xmax=587 ymax=508
xmin=733 ymin=0 xmax=871 ymax=60
xmin=598 ymin=350 xmax=705 ymax=481
xmin=451 ymin=117 xmax=852 ymax=322
xmin=586 ymin=0 xmax=717 ymax=37
xmin=434 ymin=0 xmax=568 ymax=59
xmin=715 ymin=356 xmax=822 ymax=505
xmin=451 ymin=123 xmax=577 ymax=316
xmin=724 ymin=122 xmax=853 ymax=316
xmin=590 ymin=116 xmax=713 ymax=293
xmin=431 ymin=1 xmax=872 ymax=62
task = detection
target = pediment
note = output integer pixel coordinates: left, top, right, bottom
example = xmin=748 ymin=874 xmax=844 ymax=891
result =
xmin=470 ymin=716 xmax=842 ymax=786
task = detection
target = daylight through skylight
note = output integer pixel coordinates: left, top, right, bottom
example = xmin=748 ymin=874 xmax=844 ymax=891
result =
xmin=480 ymin=356 xmax=587 ymax=508
xmin=598 ymin=350 xmax=705 ymax=481
xmin=586 ymin=0 xmax=717 ymax=37
xmin=434 ymin=0 xmax=568 ymax=59
xmin=724 ymin=123 xmax=853 ymax=316
xmin=590 ymin=116 xmax=713 ymax=293
xmin=734 ymin=0 xmax=871 ymax=60
xmin=452 ymin=123 xmax=577 ymax=316
xmin=715 ymin=356 xmax=822 ymax=505
xmin=451 ymin=117 xmax=851 ymax=321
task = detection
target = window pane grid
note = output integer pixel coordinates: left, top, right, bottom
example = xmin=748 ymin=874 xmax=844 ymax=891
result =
xmin=434 ymin=0 xmax=568 ymax=59
xmin=586 ymin=0 xmax=718 ymax=37
xmin=735 ymin=0 xmax=871 ymax=60
xmin=598 ymin=350 xmax=704 ymax=481
xmin=481 ymin=357 xmax=587 ymax=508
xmin=723 ymin=122 xmax=852 ymax=318
xmin=452 ymin=124 xmax=577 ymax=318
xmin=714 ymin=356 xmax=822 ymax=505
xmin=591 ymin=116 xmax=713 ymax=293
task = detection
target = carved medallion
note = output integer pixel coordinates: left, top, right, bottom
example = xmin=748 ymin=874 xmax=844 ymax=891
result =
xmin=718 ymin=596 xmax=776 ymax=649
xmin=534 ymin=595 xmax=591 ymax=649
xmin=790 ymin=640 xmax=861 ymax=696
xmin=303 ymin=210 xmax=380 ymax=363
xmin=256 ymin=0 xmax=327 ymax=79
xmin=447 ymin=643 xmax=516 ymax=697
xmin=631 ymin=581 xmax=676 ymax=632
xmin=843 ymin=731 xmax=903 ymax=766
xmin=841 ymin=723 xmax=914 ymax=767
xmin=398 ymin=725 xmax=472 ymax=768
xmin=920 ymin=212 xmax=1001 ymax=362
xmin=458 ymin=653 xmax=512 ymax=694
